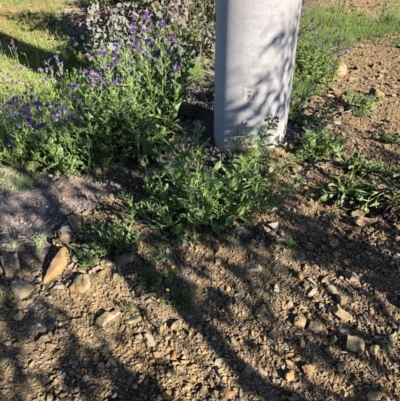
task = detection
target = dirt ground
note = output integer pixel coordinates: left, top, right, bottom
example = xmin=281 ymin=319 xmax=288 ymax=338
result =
xmin=1 ymin=1 xmax=400 ymax=400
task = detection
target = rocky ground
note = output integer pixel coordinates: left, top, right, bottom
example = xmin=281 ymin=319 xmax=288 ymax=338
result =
xmin=1 ymin=1 xmax=400 ymax=401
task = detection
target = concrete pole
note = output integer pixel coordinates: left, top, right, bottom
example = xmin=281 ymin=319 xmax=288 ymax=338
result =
xmin=214 ymin=0 xmax=302 ymax=150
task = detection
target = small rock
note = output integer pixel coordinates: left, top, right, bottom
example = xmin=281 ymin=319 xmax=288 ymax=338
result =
xmin=0 ymin=252 xmax=20 ymax=279
xmin=45 ymin=393 xmax=54 ymax=401
xmin=308 ymin=320 xmax=324 ymax=334
xmin=144 ymin=332 xmax=156 ymax=348
xmin=329 ymin=239 xmax=339 ymax=249
xmin=335 ymin=293 xmax=348 ymax=306
xmin=356 ymin=216 xmax=378 ymax=227
xmin=170 ymin=319 xmax=183 ymax=331
xmin=273 ymin=284 xmax=280 ymax=293
xmin=366 ymin=390 xmax=384 ymax=401
xmin=331 ymin=304 xmax=352 ymax=322
xmin=369 ymin=344 xmax=380 ymax=358
xmin=297 ymin=271 xmax=304 ymax=280
xmin=336 ymin=362 xmax=346 ymax=372
xmin=11 ymin=279 xmax=34 ymax=300
xmin=115 ymin=252 xmax=136 ymax=268
xmin=36 ymin=334 xmax=51 ymax=345
xmin=126 ymin=314 xmax=142 ymax=325
xmin=246 ymin=264 xmax=262 ymax=273
xmin=336 ymin=62 xmax=348 ymax=77
xmin=343 ymin=271 xmax=360 ymax=284
xmin=13 ymin=311 xmax=25 ymax=321
xmin=268 ymin=327 xmax=278 ymax=340
xmin=305 ymin=242 xmax=315 ymax=251
xmin=57 ymin=225 xmax=73 ymax=245
xmin=242 ymin=363 xmax=255 ymax=377
xmin=69 ymin=274 xmax=91 ymax=293
xmin=326 ymin=284 xmax=339 ymax=295
xmin=169 ymin=350 xmax=179 ymax=361
xmin=302 ymin=364 xmax=315 ymax=378
xmin=268 ymin=221 xmax=279 ymax=230
xmin=215 ymin=357 xmax=226 ymax=368
xmin=346 ymin=335 xmax=365 ymax=353
xmin=96 ymin=309 xmax=121 ymax=327
xmin=368 ymin=87 xmax=385 ymax=98
xmin=221 ymin=388 xmax=235 ymax=400
xmin=43 ymin=247 xmax=69 ymax=284
xmin=255 ymin=305 xmax=268 ymax=317
xmin=67 ymin=215 xmax=84 ymax=233
xmin=294 ymin=314 xmax=307 ymax=329
xmin=307 ymin=287 xmax=318 ymax=298
xmin=285 ymin=370 xmax=295 ymax=382
xmin=45 ymin=343 xmax=56 ymax=352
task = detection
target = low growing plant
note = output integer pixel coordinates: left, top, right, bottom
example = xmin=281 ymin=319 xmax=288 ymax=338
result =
xmin=296 ymin=126 xmax=345 ymax=162
xmin=345 ymin=89 xmax=379 ymax=117
xmin=139 ymin=118 xmax=280 ymax=237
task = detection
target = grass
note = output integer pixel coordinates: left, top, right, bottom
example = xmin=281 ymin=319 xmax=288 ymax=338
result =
xmin=29 ymin=231 xmax=47 ymax=249
xmin=0 ymin=168 xmax=38 ymax=192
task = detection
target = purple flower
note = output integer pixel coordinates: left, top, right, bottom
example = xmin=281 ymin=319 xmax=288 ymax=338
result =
xmin=170 ymin=35 xmax=176 ymax=42
xmin=98 ymin=49 xmax=107 ymax=56
xmin=160 ymin=20 xmax=166 ymax=27
xmin=37 ymin=67 xmax=44 ymax=72
xmin=140 ymin=27 xmax=146 ymax=33
xmin=86 ymin=54 xmax=93 ymax=60
xmin=172 ymin=63 xmax=182 ymax=71
xmin=143 ymin=10 xmax=149 ymax=21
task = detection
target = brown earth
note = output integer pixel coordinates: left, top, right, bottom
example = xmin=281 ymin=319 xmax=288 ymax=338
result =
xmin=1 ymin=1 xmax=400 ymax=401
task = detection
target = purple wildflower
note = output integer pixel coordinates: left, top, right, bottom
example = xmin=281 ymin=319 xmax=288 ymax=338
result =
xmin=170 ymin=35 xmax=176 ymax=42
xmin=86 ymin=54 xmax=93 ymax=60
xmin=160 ymin=20 xmax=166 ymax=27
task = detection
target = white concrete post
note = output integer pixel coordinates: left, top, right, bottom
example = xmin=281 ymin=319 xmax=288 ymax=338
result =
xmin=214 ymin=0 xmax=302 ymax=150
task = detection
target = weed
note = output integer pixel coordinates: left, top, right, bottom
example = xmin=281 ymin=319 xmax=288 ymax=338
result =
xmin=324 ymin=212 xmax=339 ymax=222
xmin=279 ymin=236 xmax=297 ymax=249
xmin=345 ymin=89 xmax=379 ymax=117
xmin=0 ymin=169 xmax=38 ymax=193
xmin=378 ymin=132 xmax=400 ymax=145
xmin=119 ymin=302 xmax=136 ymax=314
xmin=139 ymin=118 xmax=280 ymax=237
xmin=29 ymin=232 xmax=47 ymax=249
xmin=296 ymin=127 xmax=345 ymax=162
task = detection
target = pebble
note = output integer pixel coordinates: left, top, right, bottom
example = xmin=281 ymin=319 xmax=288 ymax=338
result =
xmin=285 ymin=370 xmax=295 ymax=382
xmin=307 ymin=287 xmax=318 ymax=298
xmin=302 ymin=364 xmax=315 ymax=378
xmin=331 ymin=304 xmax=353 ymax=322
xmin=126 ymin=314 xmax=142 ymax=325
xmin=67 ymin=215 xmax=84 ymax=233
xmin=144 ymin=332 xmax=156 ymax=348
xmin=346 ymin=335 xmax=365 ymax=353
xmin=329 ymin=239 xmax=340 ymax=249
xmin=343 ymin=271 xmax=360 ymax=284
xmin=308 ymin=320 xmax=324 ymax=334
xmin=13 ymin=311 xmax=25 ymax=321
xmin=96 ymin=309 xmax=121 ymax=327
xmin=57 ymin=225 xmax=73 ymax=245
xmin=326 ymin=284 xmax=339 ymax=295
xmin=294 ymin=314 xmax=307 ymax=329
xmin=369 ymin=344 xmax=380 ymax=357
xmin=11 ymin=279 xmax=34 ymax=300
xmin=221 ymin=388 xmax=235 ymax=400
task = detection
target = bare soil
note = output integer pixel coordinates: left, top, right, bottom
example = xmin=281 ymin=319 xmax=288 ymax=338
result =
xmin=1 ymin=1 xmax=400 ymax=401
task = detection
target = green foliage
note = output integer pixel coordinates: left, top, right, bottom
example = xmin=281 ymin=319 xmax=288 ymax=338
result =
xmin=67 ymin=0 xmax=215 ymax=55
xmin=0 ymin=22 xmax=195 ymax=174
xmin=296 ymin=127 xmax=345 ymax=162
xmin=29 ymin=232 xmax=48 ymax=249
xmin=378 ymin=132 xmax=400 ymax=145
xmin=74 ymin=216 xmax=141 ymax=260
xmin=320 ymin=153 xmax=400 ymax=211
xmin=139 ymin=119 xmax=279 ymax=237
xmin=345 ymin=89 xmax=379 ymax=117
xmin=279 ymin=236 xmax=297 ymax=249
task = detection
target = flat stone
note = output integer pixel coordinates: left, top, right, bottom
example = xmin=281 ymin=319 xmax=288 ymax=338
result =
xmin=335 ymin=293 xmax=348 ymax=306
xmin=67 ymin=215 xmax=84 ymax=233
xmin=331 ymin=304 xmax=352 ymax=322
xmin=170 ymin=319 xmax=183 ymax=331
xmin=36 ymin=334 xmax=51 ymax=345
xmin=294 ymin=314 xmax=307 ymax=329
xmin=11 ymin=279 xmax=34 ymax=300
xmin=69 ymin=274 xmax=91 ymax=293
xmin=114 ymin=252 xmax=136 ymax=268
xmin=144 ymin=332 xmax=156 ymax=348
xmin=126 ymin=314 xmax=142 ymax=325
xmin=346 ymin=335 xmax=365 ymax=353
xmin=0 ymin=252 xmax=20 ymax=279
xmin=46 ymin=393 xmax=54 ymax=401
xmin=307 ymin=288 xmax=318 ymax=298
xmin=96 ymin=309 xmax=121 ymax=327
xmin=308 ymin=320 xmax=324 ymax=334
xmin=356 ymin=216 xmax=378 ymax=227
xmin=43 ymin=247 xmax=69 ymax=284
xmin=285 ymin=370 xmax=295 ymax=382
